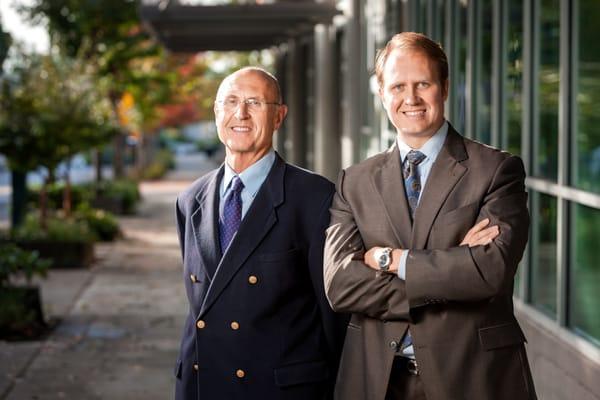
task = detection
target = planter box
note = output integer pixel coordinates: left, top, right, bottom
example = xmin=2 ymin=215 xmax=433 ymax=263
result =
xmin=0 ymin=286 xmax=46 ymax=340
xmin=16 ymin=240 xmax=94 ymax=269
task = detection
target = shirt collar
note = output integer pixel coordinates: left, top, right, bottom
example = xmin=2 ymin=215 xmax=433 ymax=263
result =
xmin=222 ymin=149 xmax=276 ymax=196
xmin=397 ymin=120 xmax=448 ymax=163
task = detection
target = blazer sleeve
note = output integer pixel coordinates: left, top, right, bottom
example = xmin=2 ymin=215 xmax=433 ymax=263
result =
xmin=324 ymin=170 xmax=412 ymax=321
xmin=307 ymin=190 xmax=348 ymax=396
xmin=406 ymin=155 xmax=529 ymax=307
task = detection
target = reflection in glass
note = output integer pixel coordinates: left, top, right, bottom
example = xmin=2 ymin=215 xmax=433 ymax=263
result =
xmin=574 ymin=0 xmax=600 ymax=193
xmin=477 ymin=0 xmax=493 ymax=144
xmin=569 ymin=203 xmax=600 ymax=345
xmin=530 ymin=192 xmax=557 ymax=317
xmin=535 ymin=0 xmax=559 ymax=180
xmin=417 ymin=0 xmax=428 ymax=34
xmin=454 ymin=0 xmax=468 ymax=133
xmin=506 ymin=0 xmax=523 ymax=156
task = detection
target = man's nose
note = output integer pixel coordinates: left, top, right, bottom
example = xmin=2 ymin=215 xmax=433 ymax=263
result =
xmin=234 ymin=101 xmax=250 ymax=119
xmin=404 ymin=87 xmax=420 ymax=105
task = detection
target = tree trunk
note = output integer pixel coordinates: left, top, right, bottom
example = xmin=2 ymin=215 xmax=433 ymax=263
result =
xmin=136 ymin=132 xmax=145 ymax=177
xmin=94 ymin=148 xmax=103 ymax=183
xmin=110 ymin=92 xmax=125 ymax=179
xmin=10 ymin=170 xmax=26 ymax=229
xmin=62 ymin=160 xmax=72 ymax=216
xmin=39 ymin=176 xmax=48 ymax=231
xmin=113 ymin=132 xmax=125 ymax=179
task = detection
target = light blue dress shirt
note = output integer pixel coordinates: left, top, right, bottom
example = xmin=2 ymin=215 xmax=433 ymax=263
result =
xmin=220 ymin=150 xmax=276 ymax=219
xmin=395 ymin=121 xmax=448 ymax=358
xmin=397 ymin=121 xmax=449 ymax=280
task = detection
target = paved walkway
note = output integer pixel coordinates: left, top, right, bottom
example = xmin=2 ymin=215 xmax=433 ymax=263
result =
xmin=0 ymin=153 xmax=218 ymax=400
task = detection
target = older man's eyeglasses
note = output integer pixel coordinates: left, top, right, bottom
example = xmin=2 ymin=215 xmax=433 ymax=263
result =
xmin=216 ymin=97 xmax=281 ymax=112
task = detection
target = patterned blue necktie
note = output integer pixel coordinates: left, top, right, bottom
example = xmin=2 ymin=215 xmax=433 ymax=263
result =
xmin=219 ymin=176 xmax=244 ymax=253
xmin=401 ymin=150 xmax=426 ymax=355
xmin=403 ymin=150 xmax=426 ymax=219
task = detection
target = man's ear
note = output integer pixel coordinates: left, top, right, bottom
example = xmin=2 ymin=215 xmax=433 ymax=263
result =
xmin=442 ymin=79 xmax=449 ymax=101
xmin=274 ymin=104 xmax=288 ymax=130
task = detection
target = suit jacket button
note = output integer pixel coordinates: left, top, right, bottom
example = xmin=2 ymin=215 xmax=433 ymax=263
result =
xmin=193 ymin=364 xmax=199 ymax=371
xmin=190 ymin=274 xmax=198 ymax=283
xmin=248 ymin=275 xmax=258 ymax=285
xmin=196 ymin=320 xmax=206 ymax=329
xmin=389 ymin=340 xmax=399 ymax=349
xmin=231 ymin=321 xmax=240 ymax=330
xmin=236 ymin=369 xmax=245 ymax=378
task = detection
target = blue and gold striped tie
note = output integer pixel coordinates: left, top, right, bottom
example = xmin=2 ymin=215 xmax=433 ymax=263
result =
xmin=401 ymin=150 xmax=426 ymax=354
xmin=403 ymin=150 xmax=426 ymax=219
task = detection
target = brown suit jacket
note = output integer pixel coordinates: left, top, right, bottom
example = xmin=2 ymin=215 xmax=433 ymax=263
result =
xmin=324 ymin=126 xmax=537 ymax=400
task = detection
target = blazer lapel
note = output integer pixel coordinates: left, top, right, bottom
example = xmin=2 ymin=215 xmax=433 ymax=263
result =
xmin=199 ymin=154 xmax=285 ymax=318
xmin=411 ymin=127 xmax=468 ymax=249
xmin=191 ymin=167 xmax=223 ymax=281
xmin=372 ymin=145 xmax=412 ymax=248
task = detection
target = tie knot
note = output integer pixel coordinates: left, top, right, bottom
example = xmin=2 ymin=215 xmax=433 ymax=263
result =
xmin=406 ymin=150 xmax=426 ymax=166
xmin=231 ymin=176 xmax=244 ymax=193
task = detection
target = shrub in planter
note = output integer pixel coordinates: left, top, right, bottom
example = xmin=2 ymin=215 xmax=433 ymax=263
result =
xmin=28 ymin=182 xmax=93 ymax=211
xmin=141 ymin=149 xmax=174 ymax=180
xmin=0 ymin=243 xmax=51 ymax=340
xmin=11 ymin=214 xmax=95 ymax=268
xmin=75 ymin=204 xmax=121 ymax=241
xmin=92 ymin=179 xmax=140 ymax=215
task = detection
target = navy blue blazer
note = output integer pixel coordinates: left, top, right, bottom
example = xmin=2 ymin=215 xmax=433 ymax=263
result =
xmin=174 ymin=153 xmax=346 ymax=400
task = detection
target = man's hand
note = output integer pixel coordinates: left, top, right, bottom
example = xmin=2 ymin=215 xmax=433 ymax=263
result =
xmin=363 ymin=218 xmax=500 ymax=272
xmin=460 ymin=218 xmax=499 ymax=247
xmin=364 ymin=247 xmax=403 ymax=273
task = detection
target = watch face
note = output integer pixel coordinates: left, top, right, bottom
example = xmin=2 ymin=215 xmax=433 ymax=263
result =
xmin=378 ymin=249 xmax=391 ymax=271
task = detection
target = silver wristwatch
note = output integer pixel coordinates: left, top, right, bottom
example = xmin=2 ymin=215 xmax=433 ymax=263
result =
xmin=374 ymin=247 xmax=393 ymax=272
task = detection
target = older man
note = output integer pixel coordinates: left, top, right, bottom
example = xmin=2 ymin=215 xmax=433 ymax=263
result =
xmin=324 ymin=33 xmax=537 ymax=400
xmin=174 ymin=67 xmax=346 ymax=400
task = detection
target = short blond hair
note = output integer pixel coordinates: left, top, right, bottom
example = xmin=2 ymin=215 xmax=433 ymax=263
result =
xmin=375 ymin=32 xmax=448 ymax=88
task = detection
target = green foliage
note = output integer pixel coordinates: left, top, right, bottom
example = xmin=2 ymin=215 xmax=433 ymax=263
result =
xmin=19 ymin=0 xmax=172 ymax=132
xmin=0 ymin=20 xmax=11 ymax=74
xmin=12 ymin=214 xmax=95 ymax=244
xmin=28 ymin=182 xmax=93 ymax=211
xmin=0 ymin=243 xmax=50 ymax=288
xmin=74 ymin=204 xmax=121 ymax=242
xmin=0 ymin=51 xmax=117 ymax=173
xmin=28 ymin=179 xmax=141 ymax=215
xmin=95 ymin=179 xmax=141 ymax=214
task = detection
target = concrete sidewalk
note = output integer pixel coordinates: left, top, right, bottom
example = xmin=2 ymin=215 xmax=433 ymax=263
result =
xmin=0 ymin=154 xmax=218 ymax=400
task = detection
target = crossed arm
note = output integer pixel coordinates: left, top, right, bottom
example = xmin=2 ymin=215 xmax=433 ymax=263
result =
xmin=324 ymin=156 xmax=529 ymax=319
xmin=363 ymin=218 xmax=499 ymax=274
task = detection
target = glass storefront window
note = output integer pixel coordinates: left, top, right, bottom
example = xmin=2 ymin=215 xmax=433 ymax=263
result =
xmin=530 ymin=191 xmax=558 ymax=317
xmin=569 ymin=203 xmax=600 ymax=345
xmin=476 ymin=0 xmax=493 ymax=144
xmin=534 ymin=0 xmax=559 ymax=180
xmin=506 ymin=0 xmax=523 ymax=156
xmin=574 ymin=0 xmax=600 ymax=193
xmin=454 ymin=0 xmax=468 ymax=133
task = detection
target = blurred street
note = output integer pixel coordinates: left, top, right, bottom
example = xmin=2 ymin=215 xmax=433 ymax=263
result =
xmin=0 ymin=152 xmax=218 ymax=400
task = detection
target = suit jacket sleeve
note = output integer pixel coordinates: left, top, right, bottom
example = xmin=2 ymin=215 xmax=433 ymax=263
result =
xmin=309 ymin=191 xmax=348 ymax=394
xmin=406 ymin=155 xmax=529 ymax=307
xmin=324 ymin=170 xmax=411 ymax=321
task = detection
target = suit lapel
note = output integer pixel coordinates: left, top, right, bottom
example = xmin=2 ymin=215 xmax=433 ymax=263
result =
xmin=199 ymin=154 xmax=285 ymax=318
xmin=411 ymin=127 xmax=468 ymax=249
xmin=191 ymin=167 xmax=223 ymax=281
xmin=372 ymin=145 xmax=412 ymax=248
